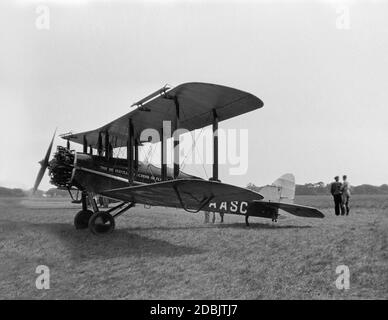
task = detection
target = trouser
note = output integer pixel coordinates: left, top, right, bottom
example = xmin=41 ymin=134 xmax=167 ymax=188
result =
xmin=210 ymin=212 xmax=224 ymax=223
xmin=204 ymin=211 xmax=210 ymax=223
xmin=333 ymin=194 xmax=343 ymax=216
xmin=342 ymin=195 xmax=350 ymax=215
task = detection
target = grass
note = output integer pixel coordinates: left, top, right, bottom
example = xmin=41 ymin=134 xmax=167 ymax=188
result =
xmin=0 ymin=195 xmax=387 ymax=299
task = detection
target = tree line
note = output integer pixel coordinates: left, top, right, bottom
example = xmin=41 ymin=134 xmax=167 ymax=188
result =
xmin=247 ymin=182 xmax=388 ymax=195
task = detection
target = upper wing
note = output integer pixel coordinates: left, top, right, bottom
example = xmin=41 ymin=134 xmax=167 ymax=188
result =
xmin=101 ymin=179 xmax=263 ymax=212
xmin=61 ymin=82 xmax=263 ymax=149
xmin=253 ymin=201 xmax=324 ymax=218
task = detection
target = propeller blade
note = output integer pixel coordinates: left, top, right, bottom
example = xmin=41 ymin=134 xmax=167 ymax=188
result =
xmin=32 ymin=129 xmax=57 ymax=194
xmin=43 ymin=129 xmax=57 ymax=167
xmin=33 ymin=166 xmax=46 ymax=194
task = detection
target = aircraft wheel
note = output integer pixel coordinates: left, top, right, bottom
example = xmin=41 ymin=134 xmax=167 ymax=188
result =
xmin=74 ymin=210 xmax=94 ymax=230
xmin=88 ymin=212 xmax=115 ymax=235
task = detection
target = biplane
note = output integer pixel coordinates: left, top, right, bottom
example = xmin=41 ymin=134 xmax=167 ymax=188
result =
xmin=33 ymin=82 xmax=324 ymax=235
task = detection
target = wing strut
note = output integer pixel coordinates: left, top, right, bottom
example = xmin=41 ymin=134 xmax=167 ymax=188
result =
xmin=127 ymin=118 xmax=134 ymax=184
xmin=161 ymin=123 xmax=167 ymax=181
xmin=211 ymin=108 xmax=219 ymax=182
xmin=162 ymin=93 xmax=181 ymax=179
xmin=83 ymin=135 xmax=88 ymax=153
xmin=97 ymin=132 xmax=103 ymax=156
xmin=169 ymin=95 xmax=180 ymax=179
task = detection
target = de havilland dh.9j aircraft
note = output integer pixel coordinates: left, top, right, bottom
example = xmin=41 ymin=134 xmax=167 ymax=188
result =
xmin=33 ymin=82 xmax=324 ymax=235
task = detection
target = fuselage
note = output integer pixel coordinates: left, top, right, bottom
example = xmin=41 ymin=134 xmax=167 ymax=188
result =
xmin=49 ymin=148 xmax=277 ymax=219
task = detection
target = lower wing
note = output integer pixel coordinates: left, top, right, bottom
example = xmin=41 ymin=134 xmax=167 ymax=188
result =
xmin=101 ymin=179 xmax=263 ymax=213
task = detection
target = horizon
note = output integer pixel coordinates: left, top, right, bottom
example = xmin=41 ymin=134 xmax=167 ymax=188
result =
xmin=2 ymin=179 xmax=387 ymax=194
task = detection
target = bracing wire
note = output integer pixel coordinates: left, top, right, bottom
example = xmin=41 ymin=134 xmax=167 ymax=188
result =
xmin=178 ymin=127 xmax=209 ymax=179
xmin=180 ymin=128 xmax=204 ymax=170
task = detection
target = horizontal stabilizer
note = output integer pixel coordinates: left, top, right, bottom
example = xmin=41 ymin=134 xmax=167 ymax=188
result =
xmin=253 ymin=200 xmax=324 ymax=218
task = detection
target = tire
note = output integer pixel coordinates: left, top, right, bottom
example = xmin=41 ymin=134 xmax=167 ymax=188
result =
xmin=74 ymin=210 xmax=94 ymax=230
xmin=88 ymin=212 xmax=115 ymax=235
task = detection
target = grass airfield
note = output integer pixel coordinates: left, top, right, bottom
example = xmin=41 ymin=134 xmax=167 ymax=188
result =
xmin=0 ymin=195 xmax=387 ymax=299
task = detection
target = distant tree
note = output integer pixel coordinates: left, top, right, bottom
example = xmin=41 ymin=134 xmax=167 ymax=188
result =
xmin=246 ymin=183 xmax=261 ymax=193
xmin=0 ymin=187 xmax=26 ymax=197
xmin=352 ymin=184 xmax=388 ymax=195
xmin=295 ymin=182 xmax=329 ymax=195
xmin=379 ymin=184 xmax=388 ymax=192
xmin=45 ymin=188 xmax=70 ymax=198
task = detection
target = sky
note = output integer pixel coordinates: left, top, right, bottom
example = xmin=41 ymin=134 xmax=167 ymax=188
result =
xmin=0 ymin=0 xmax=387 ymax=191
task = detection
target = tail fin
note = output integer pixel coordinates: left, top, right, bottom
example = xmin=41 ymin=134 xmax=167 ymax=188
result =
xmin=259 ymin=173 xmax=295 ymax=203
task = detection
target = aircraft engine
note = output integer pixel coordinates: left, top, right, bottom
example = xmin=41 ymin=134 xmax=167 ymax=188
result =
xmin=48 ymin=146 xmax=75 ymax=189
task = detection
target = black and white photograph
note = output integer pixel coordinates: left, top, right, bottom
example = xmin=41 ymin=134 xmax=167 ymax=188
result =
xmin=0 ymin=0 xmax=387 ymax=307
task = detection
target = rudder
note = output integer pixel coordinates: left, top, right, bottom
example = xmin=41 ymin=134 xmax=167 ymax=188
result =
xmin=259 ymin=173 xmax=295 ymax=203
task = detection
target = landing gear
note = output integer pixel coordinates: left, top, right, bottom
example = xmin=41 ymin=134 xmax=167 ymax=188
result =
xmin=73 ymin=192 xmax=135 ymax=235
xmin=88 ymin=211 xmax=115 ymax=235
xmin=74 ymin=210 xmax=94 ymax=229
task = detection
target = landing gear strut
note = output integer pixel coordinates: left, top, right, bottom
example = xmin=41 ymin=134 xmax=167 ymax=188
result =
xmin=74 ymin=191 xmax=93 ymax=229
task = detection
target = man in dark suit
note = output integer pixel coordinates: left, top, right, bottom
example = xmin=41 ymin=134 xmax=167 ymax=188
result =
xmin=330 ymin=176 xmax=343 ymax=216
